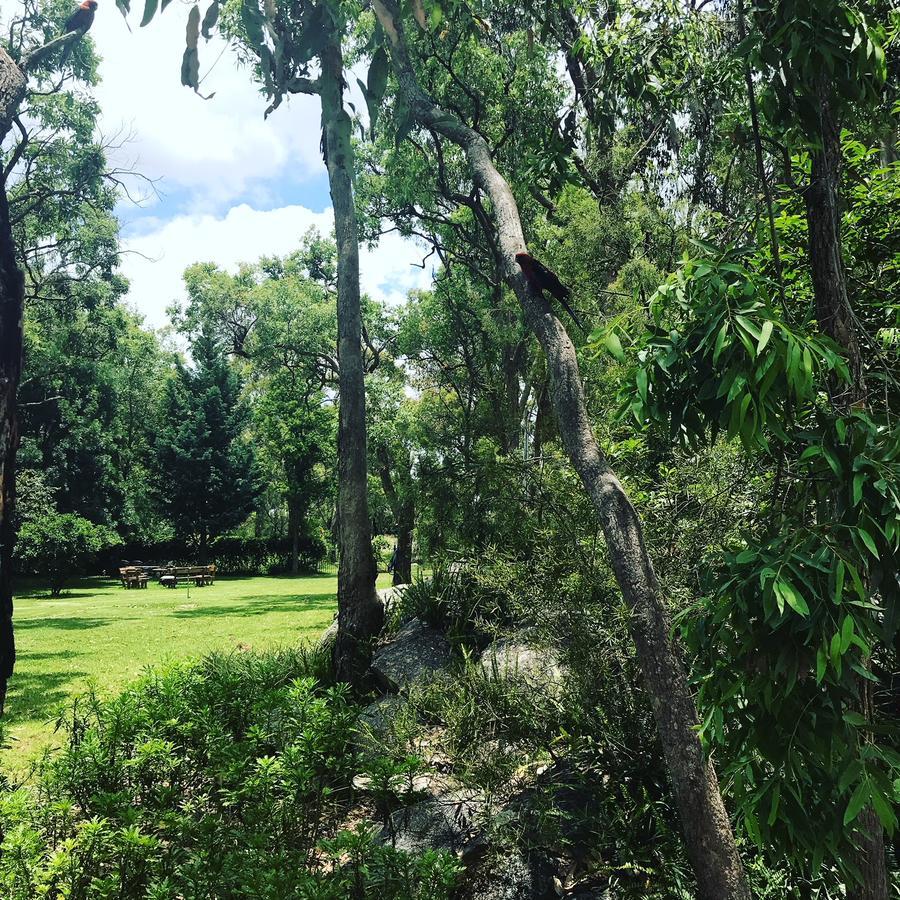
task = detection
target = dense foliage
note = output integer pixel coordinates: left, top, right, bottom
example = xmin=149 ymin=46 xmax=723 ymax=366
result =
xmin=0 ymin=649 xmax=459 ymax=898
xmin=1 ymin=0 xmax=898 ymax=896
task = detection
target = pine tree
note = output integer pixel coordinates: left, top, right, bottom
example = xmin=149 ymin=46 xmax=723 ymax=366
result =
xmin=156 ymin=331 xmax=257 ymax=555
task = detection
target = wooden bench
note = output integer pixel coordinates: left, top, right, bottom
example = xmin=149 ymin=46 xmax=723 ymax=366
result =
xmin=158 ymin=565 xmax=216 ymax=587
xmin=119 ymin=567 xmax=149 ymax=589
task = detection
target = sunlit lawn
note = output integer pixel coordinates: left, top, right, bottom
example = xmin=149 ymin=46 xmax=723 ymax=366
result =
xmin=2 ymin=572 xmax=392 ymax=768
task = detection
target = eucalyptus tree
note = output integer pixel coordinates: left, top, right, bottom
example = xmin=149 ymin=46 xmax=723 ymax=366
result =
xmin=3 ymin=38 xmax=158 ymax=539
xmin=366 ymin=1 xmax=750 ymax=896
xmin=568 ymin=0 xmax=898 ymax=895
xmin=135 ymin=0 xmax=392 ymax=680
xmin=745 ymin=7 xmax=893 ymax=895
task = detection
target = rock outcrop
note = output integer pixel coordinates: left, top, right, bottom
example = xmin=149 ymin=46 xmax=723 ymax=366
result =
xmin=371 ymin=617 xmax=452 ymax=692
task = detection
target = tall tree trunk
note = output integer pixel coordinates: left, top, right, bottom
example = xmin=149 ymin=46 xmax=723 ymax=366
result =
xmin=393 ymin=510 xmax=413 ymax=585
xmin=0 ymin=181 xmax=22 ymax=717
xmin=806 ymin=81 xmax=865 ymax=406
xmin=371 ymin=5 xmax=749 ymax=897
xmin=0 ymin=48 xmax=27 ymax=715
xmin=288 ymin=498 xmax=300 ymax=575
xmin=319 ymin=26 xmax=382 ymax=683
xmin=805 ymin=76 xmax=888 ymax=900
xmin=376 ymin=444 xmax=414 ymax=586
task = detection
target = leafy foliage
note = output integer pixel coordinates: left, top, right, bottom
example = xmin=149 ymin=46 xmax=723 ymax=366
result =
xmin=0 ymin=649 xmax=459 ymax=899
xmin=155 ymin=330 xmax=259 ymax=553
xmin=15 ymin=512 xmax=120 ymax=597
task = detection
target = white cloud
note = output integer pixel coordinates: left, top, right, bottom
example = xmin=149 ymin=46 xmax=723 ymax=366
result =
xmin=2 ymin=3 xmax=434 ymax=326
xmin=91 ymin=7 xmax=323 ymax=211
xmin=121 ymin=204 xmax=433 ymax=327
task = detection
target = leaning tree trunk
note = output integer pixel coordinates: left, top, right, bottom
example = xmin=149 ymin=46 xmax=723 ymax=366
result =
xmin=319 ymin=26 xmax=381 ymax=683
xmin=0 ymin=48 xmax=27 ymax=715
xmin=805 ymin=75 xmax=888 ymax=900
xmin=371 ymin=4 xmax=750 ymax=896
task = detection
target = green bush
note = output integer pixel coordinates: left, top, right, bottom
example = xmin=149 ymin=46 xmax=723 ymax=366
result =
xmin=15 ymin=512 xmax=121 ymax=596
xmin=0 ymin=648 xmax=459 ymax=899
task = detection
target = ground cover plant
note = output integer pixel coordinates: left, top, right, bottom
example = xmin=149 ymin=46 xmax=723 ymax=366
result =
xmin=0 ymin=647 xmax=459 ymax=899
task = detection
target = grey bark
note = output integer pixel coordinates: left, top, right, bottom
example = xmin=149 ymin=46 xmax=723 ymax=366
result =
xmin=370 ymin=3 xmax=750 ymax=897
xmin=318 ymin=24 xmax=382 ymax=682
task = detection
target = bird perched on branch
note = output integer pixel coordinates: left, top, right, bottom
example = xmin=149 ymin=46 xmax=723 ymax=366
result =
xmin=64 ymin=0 xmax=98 ymax=33
xmin=515 ymin=251 xmax=584 ymax=329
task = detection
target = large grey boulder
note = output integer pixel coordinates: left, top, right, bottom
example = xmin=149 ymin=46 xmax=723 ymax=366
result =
xmin=478 ymin=634 xmax=566 ymax=696
xmin=372 ymin=617 xmax=452 ymax=692
xmin=386 ymin=774 xmax=484 ymax=855
xmin=355 ymin=694 xmax=404 ymax=754
xmin=463 ymin=849 xmax=557 ymax=900
xmin=377 ymin=583 xmax=409 ymax=615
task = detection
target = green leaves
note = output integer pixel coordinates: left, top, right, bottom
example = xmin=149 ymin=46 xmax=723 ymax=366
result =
xmin=200 ymin=1 xmax=219 ymax=40
xmin=180 ymin=4 xmax=201 ymax=90
xmin=358 ymin=47 xmax=390 ymax=139
xmin=843 ymin=778 xmax=870 ymax=826
xmin=138 ymin=0 xmax=173 ymax=27
xmin=774 ymin=577 xmax=809 ymax=616
xmin=624 ymin=249 xmax=849 ymax=451
xmin=241 ymin=0 xmax=266 ymax=48
xmin=756 ymin=319 xmax=773 ymax=355
xmin=139 ymin=0 xmax=158 ymax=28
xmin=589 ymin=327 xmax=625 ymax=363
xmin=751 ymin=1 xmax=889 ymax=138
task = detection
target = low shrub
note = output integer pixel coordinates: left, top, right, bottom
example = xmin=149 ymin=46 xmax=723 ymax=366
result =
xmin=15 ymin=513 xmax=122 ymax=596
xmin=99 ymin=534 xmax=326 ymax=577
xmin=0 ymin=647 xmax=458 ymax=899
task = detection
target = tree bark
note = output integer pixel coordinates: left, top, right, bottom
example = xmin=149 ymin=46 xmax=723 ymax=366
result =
xmin=376 ymin=443 xmax=414 ymax=585
xmin=288 ymin=497 xmax=300 ymax=575
xmin=804 ymin=75 xmax=887 ymax=900
xmin=805 ymin=79 xmax=865 ymax=406
xmin=0 ymin=179 xmax=22 ymax=717
xmin=371 ymin=4 xmax=749 ymax=896
xmin=0 ymin=48 xmax=28 ymax=715
xmin=393 ymin=516 xmax=413 ymax=585
xmin=319 ymin=25 xmax=382 ymax=683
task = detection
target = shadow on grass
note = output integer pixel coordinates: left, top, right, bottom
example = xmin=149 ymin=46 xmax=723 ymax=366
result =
xmin=16 ymin=578 xmax=122 ymax=601
xmin=3 ymin=652 xmax=89 ymax=726
xmin=169 ymin=593 xmax=336 ymax=619
xmin=14 ymin=617 xmax=118 ymax=631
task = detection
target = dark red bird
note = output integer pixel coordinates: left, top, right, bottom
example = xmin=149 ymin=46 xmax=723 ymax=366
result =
xmin=515 ymin=252 xmax=584 ymax=329
xmin=64 ymin=0 xmax=98 ymax=33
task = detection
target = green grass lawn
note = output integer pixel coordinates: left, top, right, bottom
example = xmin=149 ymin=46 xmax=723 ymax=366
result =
xmin=3 ymin=572 xmax=392 ymax=768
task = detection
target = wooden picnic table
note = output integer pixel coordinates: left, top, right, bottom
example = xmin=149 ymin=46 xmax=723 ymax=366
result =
xmin=157 ymin=565 xmax=216 ymax=587
xmin=119 ymin=567 xmax=149 ymax=589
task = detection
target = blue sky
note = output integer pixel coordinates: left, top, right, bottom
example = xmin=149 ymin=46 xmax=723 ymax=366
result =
xmin=60 ymin=1 xmax=433 ymax=326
